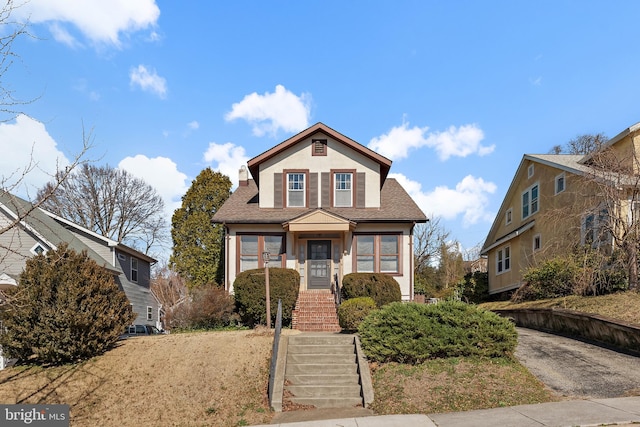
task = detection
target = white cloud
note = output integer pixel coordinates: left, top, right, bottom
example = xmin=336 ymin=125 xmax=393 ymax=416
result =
xmin=225 ymin=85 xmax=311 ymax=137
xmin=390 ymin=173 xmax=496 ymax=227
xmin=15 ymin=0 xmax=160 ymax=47
xmin=48 ymin=22 xmax=81 ymax=48
xmin=368 ymin=122 xmax=494 ymax=161
xmin=187 ymin=121 xmax=199 ymax=130
xmin=118 ymin=155 xmax=188 ymax=218
xmin=0 ymin=115 xmax=70 ymax=198
xmin=130 ymin=65 xmax=167 ymax=98
xmin=203 ymin=142 xmax=249 ymax=188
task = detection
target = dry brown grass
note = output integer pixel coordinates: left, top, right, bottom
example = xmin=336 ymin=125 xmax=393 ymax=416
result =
xmin=0 ymin=329 xmax=283 ymax=427
xmin=481 ymin=290 xmax=640 ymax=326
xmin=370 ymin=357 xmax=559 ymax=415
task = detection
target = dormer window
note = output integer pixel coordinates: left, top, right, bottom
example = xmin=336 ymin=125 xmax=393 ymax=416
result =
xmin=333 ymin=172 xmax=353 ymax=207
xmin=287 ymin=172 xmax=306 ymax=207
xmin=312 ymin=139 xmax=327 ymax=156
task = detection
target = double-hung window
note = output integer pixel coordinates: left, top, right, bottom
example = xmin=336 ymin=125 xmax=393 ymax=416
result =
xmin=287 ymin=173 xmax=305 ymax=207
xmin=131 ymin=258 xmax=138 ymax=282
xmin=334 ymin=172 xmax=353 ymax=207
xmin=522 ymin=183 xmax=539 ymax=219
xmin=354 ymin=234 xmax=401 ymax=274
xmin=238 ymin=234 xmax=285 ymax=272
xmin=496 ymin=246 xmax=510 ymax=274
xmin=555 ymin=173 xmax=565 ymax=194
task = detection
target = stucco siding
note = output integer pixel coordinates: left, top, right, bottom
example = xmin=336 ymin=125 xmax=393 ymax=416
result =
xmin=258 ymin=133 xmax=381 ymax=208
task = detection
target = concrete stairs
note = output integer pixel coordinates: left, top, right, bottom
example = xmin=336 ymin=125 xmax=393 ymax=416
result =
xmin=291 ymin=290 xmax=341 ymax=332
xmin=284 ymin=334 xmax=366 ymax=409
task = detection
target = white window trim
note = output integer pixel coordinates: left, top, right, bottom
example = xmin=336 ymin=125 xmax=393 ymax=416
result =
xmin=286 ymin=172 xmax=306 ymax=207
xmin=146 ymin=306 xmax=153 ymax=321
xmin=582 ymin=207 xmax=610 ymax=247
xmin=30 ymin=243 xmax=47 ymax=256
xmin=533 ymin=233 xmax=541 ymax=252
xmin=131 ymin=257 xmax=139 ymax=283
xmin=528 ymin=164 xmax=534 ymax=178
xmin=334 ymin=172 xmax=353 ymax=207
xmin=522 ymin=182 xmax=539 ymax=220
xmin=555 ymin=173 xmax=566 ymax=195
xmin=505 ymin=208 xmax=513 ymax=225
xmin=496 ymin=245 xmax=511 ymax=275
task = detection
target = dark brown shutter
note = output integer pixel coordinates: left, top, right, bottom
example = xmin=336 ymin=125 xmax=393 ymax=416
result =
xmin=274 ymin=173 xmax=283 ymax=208
xmin=321 ymin=172 xmax=330 ymax=207
xmin=309 ymin=173 xmax=318 ymax=208
xmin=356 ymin=172 xmax=366 ymax=208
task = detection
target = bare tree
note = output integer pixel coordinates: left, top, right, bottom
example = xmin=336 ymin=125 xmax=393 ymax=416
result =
xmin=413 ymin=217 xmax=450 ymax=276
xmin=150 ymin=263 xmax=188 ymax=324
xmin=549 ymin=133 xmax=608 ymax=155
xmin=36 ymin=164 xmax=168 ymax=255
xmin=0 ymin=0 xmax=93 ymax=263
xmin=579 ymin=136 xmax=640 ymax=290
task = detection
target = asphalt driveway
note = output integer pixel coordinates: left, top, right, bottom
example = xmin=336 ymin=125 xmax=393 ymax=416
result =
xmin=515 ymin=327 xmax=640 ymax=398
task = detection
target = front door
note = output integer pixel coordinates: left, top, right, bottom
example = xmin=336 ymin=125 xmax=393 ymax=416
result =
xmin=308 ymin=240 xmax=331 ymax=289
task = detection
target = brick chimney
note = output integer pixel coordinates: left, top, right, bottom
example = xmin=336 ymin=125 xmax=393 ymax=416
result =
xmin=239 ymin=165 xmax=248 ymax=186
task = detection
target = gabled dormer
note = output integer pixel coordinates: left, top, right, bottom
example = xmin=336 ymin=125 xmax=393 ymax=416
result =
xmin=243 ymin=123 xmax=392 ymax=209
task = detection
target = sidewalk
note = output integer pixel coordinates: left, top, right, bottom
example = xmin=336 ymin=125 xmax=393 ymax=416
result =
xmin=253 ymin=396 xmax=640 ymax=427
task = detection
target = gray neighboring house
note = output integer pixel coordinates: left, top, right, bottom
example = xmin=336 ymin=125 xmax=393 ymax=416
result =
xmin=0 ymin=192 xmax=161 ymax=329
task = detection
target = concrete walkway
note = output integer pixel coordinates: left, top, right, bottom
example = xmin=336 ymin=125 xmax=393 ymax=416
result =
xmin=252 ymin=396 xmax=640 ymax=426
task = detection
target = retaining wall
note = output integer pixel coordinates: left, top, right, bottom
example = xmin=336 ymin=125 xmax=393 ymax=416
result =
xmin=492 ymin=308 xmax=640 ymax=356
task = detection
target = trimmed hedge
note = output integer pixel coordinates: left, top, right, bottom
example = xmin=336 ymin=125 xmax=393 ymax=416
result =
xmin=358 ymin=301 xmax=517 ymax=364
xmin=338 ymin=297 xmax=377 ymax=331
xmin=341 ymin=273 xmax=401 ymax=307
xmin=233 ymin=268 xmax=299 ymax=327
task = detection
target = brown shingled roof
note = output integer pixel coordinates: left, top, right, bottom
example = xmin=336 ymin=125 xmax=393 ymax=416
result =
xmin=212 ymin=178 xmax=427 ymax=224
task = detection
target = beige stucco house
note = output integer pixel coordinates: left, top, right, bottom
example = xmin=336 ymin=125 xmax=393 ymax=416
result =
xmin=481 ymin=122 xmax=640 ymax=296
xmin=213 ymin=123 xmax=427 ymax=302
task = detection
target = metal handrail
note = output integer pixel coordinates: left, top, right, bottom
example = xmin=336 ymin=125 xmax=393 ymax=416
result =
xmin=267 ymin=299 xmax=282 ymax=406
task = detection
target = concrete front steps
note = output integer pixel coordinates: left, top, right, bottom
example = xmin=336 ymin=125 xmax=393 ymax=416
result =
xmin=291 ymin=290 xmax=341 ymax=332
xmin=284 ymin=334 xmax=370 ymax=409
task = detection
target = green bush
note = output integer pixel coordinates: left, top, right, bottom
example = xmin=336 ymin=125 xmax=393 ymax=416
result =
xmin=341 ymin=273 xmax=401 ymax=307
xmin=0 ymin=244 xmax=135 ymax=365
xmin=233 ymin=268 xmax=299 ymax=327
xmin=166 ymin=285 xmax=238 ymax=331
xmin=358 ymin=300 xmax=517 ymax=364
xmin=513 ymin=257 xmax=577 ymax=302
xmin=459 ymin=271 xmax=489 ymax=304
xmin=338 ymin=297 xmax=376 ymax=331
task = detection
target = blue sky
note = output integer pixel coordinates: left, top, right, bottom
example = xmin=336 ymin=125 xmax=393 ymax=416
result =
xmin=3 ymin=1 xmax=640 ymax=262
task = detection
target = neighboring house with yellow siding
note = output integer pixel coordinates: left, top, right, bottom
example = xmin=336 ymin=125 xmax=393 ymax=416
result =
xmin=481 ymin=122 xmax=640 ymax=296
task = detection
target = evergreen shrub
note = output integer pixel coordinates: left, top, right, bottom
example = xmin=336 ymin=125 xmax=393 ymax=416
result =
xmin=341 ymin=273 xmax=401 ymax=307
xmin=233 ymin=268 xmax=299 ymax=327
xmin=0 ymin=244 xmax=135 ymax=365
xmin=337 ymin=297 xmax=376 ymax=331
xmin=358 ymin=300 xmax=517 ymax=364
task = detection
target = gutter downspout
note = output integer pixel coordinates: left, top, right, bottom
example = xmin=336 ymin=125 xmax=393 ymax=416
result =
xmin=409 ymin=222 xmax=416 ymax=301
xmin=223 ymin=224 xmax=229 ymax=292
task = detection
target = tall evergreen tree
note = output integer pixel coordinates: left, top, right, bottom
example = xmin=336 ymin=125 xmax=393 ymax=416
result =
xmin=170 ymin=168 xmax=231 ymax=287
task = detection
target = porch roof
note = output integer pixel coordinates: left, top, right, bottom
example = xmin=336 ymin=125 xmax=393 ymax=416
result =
xmin=283 ymin=209 xmax=357 ymax=232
